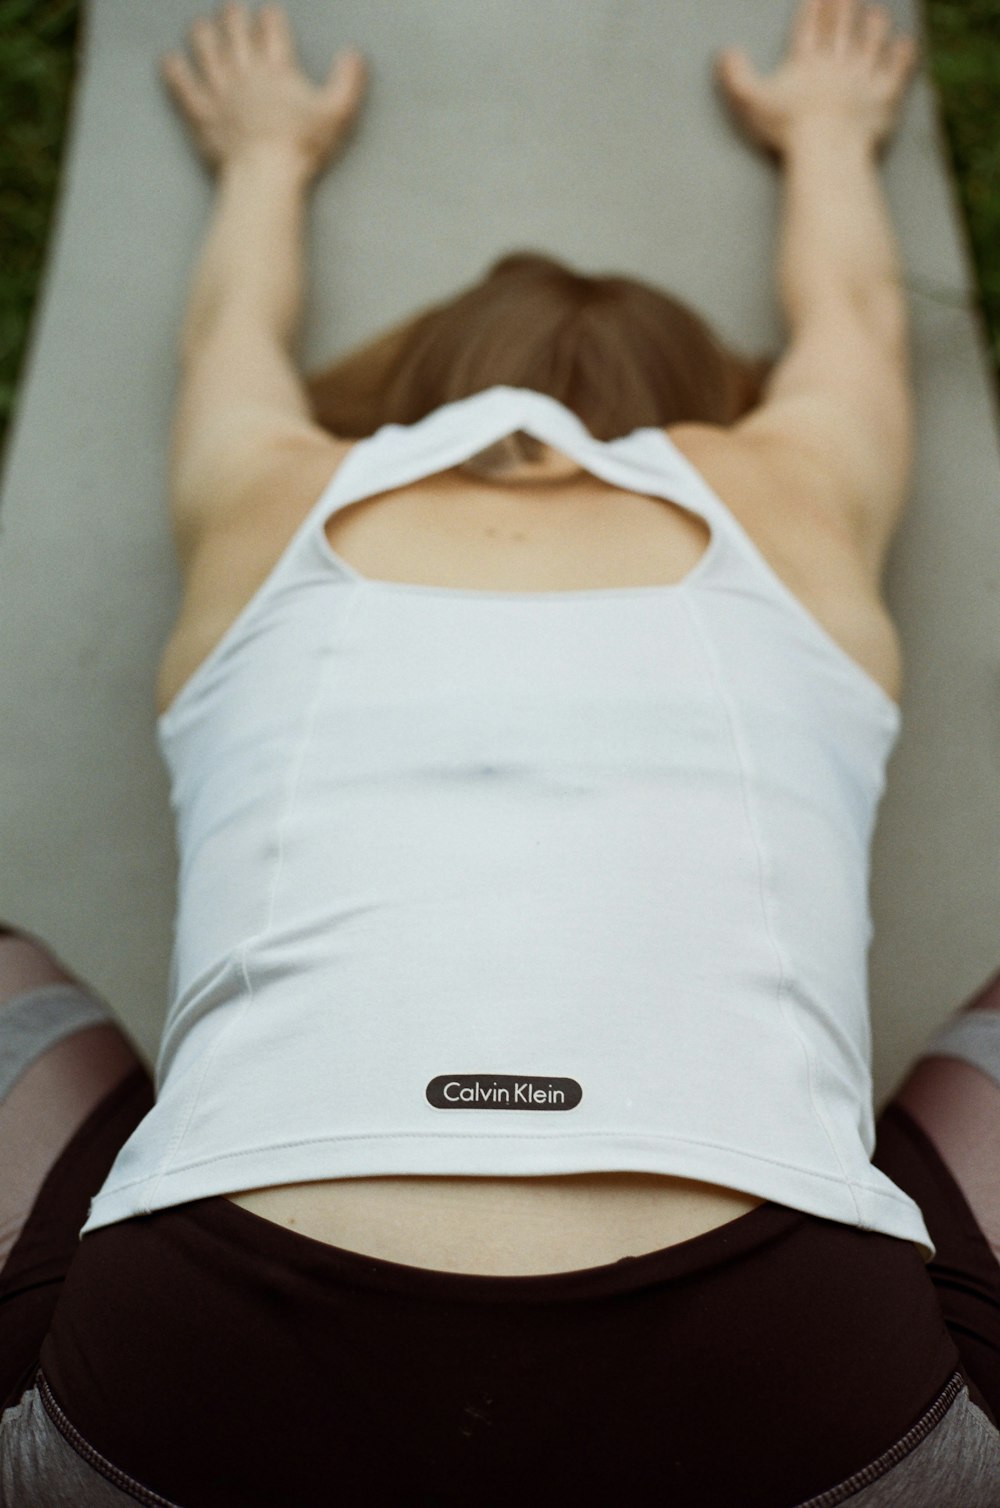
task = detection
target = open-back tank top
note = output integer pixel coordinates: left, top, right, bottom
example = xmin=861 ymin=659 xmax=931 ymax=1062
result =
xmin=80 ymin=385 xmax=933 ymax=1262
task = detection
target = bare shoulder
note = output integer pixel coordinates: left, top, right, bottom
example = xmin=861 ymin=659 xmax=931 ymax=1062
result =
xmin=664 ymin=421 xmax=904 ymax=704
xmin=664 ymin=421 xmax=892 ymax=600
xmin=157 ymin=431 xmax=357 ymax=718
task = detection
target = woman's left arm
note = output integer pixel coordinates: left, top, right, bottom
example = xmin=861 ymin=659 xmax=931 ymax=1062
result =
xmin=159 ymin=4 xmax=367 ymax=545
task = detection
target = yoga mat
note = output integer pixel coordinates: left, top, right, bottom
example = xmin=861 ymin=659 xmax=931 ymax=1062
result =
xmin=0 ymin=0 xmax=997 ymax=1112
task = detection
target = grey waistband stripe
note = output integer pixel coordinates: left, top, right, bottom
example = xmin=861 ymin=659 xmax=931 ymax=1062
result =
xmin=0 ymin=985 xmax=115 ymax=1101
xmin=922 ymin=1010 xmax=1000 ymax=1089
xmin=797 ymin=1380 xmax=1000 ymax=1507
xmin=1 ymin=1380 xmax=180 ymax=1507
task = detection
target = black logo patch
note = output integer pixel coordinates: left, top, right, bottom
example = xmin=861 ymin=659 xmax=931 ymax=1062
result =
xmin=426 ymin=1074 xmax=582 ymax=1111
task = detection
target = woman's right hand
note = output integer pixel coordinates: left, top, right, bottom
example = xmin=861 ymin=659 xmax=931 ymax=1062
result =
xmin=715 ymin=0 xmax=919 ymax=157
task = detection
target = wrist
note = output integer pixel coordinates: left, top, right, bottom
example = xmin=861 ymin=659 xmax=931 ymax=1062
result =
xmin=218 ymin=141 xmax=316 ymax=189
xmin=780 ymin=116 xmax=879 ymax=166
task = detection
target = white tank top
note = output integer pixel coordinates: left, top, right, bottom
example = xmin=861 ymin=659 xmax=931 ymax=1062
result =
xmin=80 ymin=385 xmax=934 ymax=1261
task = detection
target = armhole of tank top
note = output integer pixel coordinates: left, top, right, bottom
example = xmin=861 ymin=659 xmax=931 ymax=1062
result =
xmin=649 ymin=428 xmax=902 ymax=726
xmin=157 ymin=442 xmax=372 ymax=736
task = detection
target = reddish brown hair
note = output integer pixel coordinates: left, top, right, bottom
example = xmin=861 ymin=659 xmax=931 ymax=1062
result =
xmin=304 ymin=250 xmax=776 ymax=468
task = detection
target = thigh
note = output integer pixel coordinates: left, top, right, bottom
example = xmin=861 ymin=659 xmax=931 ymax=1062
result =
xmin=0 ymin=926 xmax=154 ymax=1411
xmin=873 ymin=962 xmax=1000 ymax=1427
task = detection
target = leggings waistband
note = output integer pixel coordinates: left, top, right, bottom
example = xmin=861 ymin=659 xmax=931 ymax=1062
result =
xmin=197 ymin=1186 xmax=806 ymax=1301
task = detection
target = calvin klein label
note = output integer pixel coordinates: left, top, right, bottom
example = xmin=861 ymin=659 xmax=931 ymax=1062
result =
xmin=426 ymin=1074 xmax=582 ymax=1111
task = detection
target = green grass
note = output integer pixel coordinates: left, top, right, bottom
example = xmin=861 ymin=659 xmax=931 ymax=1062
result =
xmin=923 ymin=0 xmax=1000 ymax=374
xmin=0 ymin=0 xmax=80 ymax=460
xmin=0 ymin=0 xmax=998 ymax=463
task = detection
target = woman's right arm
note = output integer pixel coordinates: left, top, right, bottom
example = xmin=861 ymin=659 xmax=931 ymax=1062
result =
xmin=715 ymin=0 xmax=920 ymax=584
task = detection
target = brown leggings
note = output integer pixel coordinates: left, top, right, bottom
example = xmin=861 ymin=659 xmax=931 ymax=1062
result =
xmin=1 ymin=923 xmax=999 ymax=1505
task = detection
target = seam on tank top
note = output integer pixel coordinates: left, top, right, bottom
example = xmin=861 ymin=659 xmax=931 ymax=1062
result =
xmin=139 ymin=951 xmax=245 ymax=1202
xmin=142 ymin=588 xmax=370 ymax=1213
xmin=678 ymin=590 xmax=864 ymax=1226
xmin=35 ymin=1370 xmax=180 ymax=1506
xmin=791 ymin=1370 xmax=967 ymax=1507
xmin=100 ymin=1130 xmax=928 ymax=1208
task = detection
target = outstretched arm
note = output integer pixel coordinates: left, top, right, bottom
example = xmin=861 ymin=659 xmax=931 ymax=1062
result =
xmin=716 ymin=0 xmax=920 ymax=580
xmin=158 ymin=3 xmax=367 ymax=550
xmin=718 ymin=0 xmax=917 ymax=342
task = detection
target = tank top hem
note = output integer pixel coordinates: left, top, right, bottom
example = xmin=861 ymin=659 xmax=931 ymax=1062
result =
xmin=80 ymin=1131 xmax=934 ymax=1260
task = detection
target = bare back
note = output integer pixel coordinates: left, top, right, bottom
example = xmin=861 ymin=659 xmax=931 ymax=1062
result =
xmin=157 ymin=423 xmax=901 ymax=1274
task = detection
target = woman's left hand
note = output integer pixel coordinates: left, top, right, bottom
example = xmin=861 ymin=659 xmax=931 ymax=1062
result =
xmin=160 ymin=3 xmax=368 ymax=178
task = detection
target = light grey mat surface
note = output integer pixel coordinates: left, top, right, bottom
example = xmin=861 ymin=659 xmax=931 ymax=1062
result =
xmin=0 ymin=0 xmax=998 ymax=1110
